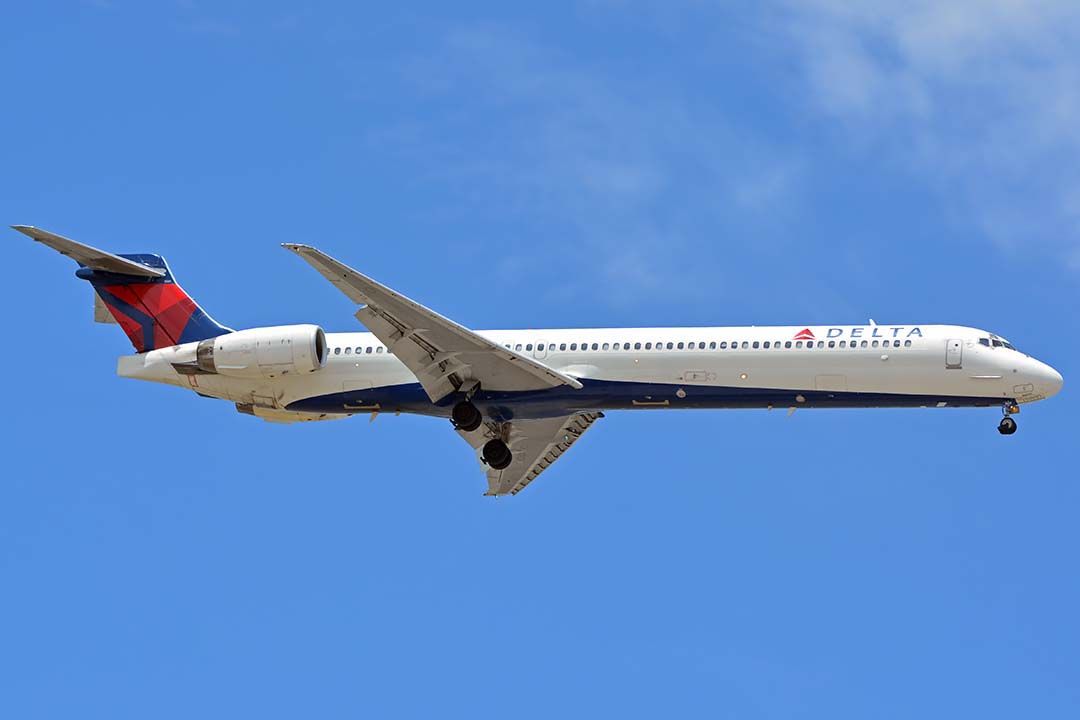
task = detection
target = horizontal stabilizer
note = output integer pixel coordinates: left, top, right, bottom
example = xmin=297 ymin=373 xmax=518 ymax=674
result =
xmin=93 ymin=293 xmax=118 ymax=324
xmin=11 ymin=225 xmax=165 ymax=278
xmin=14 ymin=225 xmax=230 ymax=352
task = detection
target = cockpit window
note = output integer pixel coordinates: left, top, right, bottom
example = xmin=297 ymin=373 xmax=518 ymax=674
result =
xmin=983 ymin=335 xmax=1017 ymax=351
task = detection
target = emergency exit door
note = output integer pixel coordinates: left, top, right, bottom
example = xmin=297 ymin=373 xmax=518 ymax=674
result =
xmin=945 ymin=339 xmax=963 ymax=369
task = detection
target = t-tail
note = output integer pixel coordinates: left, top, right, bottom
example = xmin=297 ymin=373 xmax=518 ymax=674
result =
xmin=12 ymin=226 xmax=230 ymax=352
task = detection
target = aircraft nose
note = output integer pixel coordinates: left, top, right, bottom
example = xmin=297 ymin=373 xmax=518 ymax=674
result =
xmin=1035 ymin=360 xmax=1064 ymax=398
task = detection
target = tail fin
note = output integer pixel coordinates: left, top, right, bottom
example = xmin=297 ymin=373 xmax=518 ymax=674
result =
xmin=13 ymin=226 xmax=230 ymax=353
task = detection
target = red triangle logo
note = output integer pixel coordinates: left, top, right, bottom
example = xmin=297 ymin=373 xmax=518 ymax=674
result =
xmin=794 ymin=328 xmax=815 ymax=341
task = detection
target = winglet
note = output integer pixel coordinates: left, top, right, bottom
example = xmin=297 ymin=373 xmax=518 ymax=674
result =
xmin=12 ymin=225 xmax=165 ymax=278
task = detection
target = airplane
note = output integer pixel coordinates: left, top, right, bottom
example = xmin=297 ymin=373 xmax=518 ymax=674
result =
xmin=13 ymin=225 xmax=1064 ymax=496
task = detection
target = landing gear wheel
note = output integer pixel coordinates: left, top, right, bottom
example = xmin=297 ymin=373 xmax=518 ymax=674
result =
xmin=451 ymin=401 xmax=482 ymax=432
xmin=998 ymin=416 xmax=1017 ymax=435
xmin=482 ymin=439 xmax=513 ymax=470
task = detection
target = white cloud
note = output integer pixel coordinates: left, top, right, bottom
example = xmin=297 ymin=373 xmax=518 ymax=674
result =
xmin=778 ymin=0 xmax=1080 ymax=265
xmin=386 ymin=25 xmax=803 ymax=306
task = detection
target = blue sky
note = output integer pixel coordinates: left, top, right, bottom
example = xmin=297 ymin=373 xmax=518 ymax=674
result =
xmin=2 ymin=1 xmax=1079 ymax=717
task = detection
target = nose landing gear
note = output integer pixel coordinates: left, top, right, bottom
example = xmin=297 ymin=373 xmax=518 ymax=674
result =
xmin=998 ymin=402 xmax=1019 ymax=435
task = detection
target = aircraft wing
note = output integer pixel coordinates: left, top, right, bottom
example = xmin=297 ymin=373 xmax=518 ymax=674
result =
xmin=283 ymin=244 xmax=583 ymax=402
xmin=458 ymin=412 xmax=604 ymax=496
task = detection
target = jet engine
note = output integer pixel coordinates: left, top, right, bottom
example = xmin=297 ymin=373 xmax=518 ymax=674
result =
xmin=195 ymin=324 xmax=327 ymax=378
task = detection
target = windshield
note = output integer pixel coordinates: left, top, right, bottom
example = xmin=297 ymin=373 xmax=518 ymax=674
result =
xmin=979 ymin=335 xmax=1016 ymax=351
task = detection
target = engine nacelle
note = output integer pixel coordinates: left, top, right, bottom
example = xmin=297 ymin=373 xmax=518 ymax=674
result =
xmin=196 ymin=324 xmax=327 ymax=378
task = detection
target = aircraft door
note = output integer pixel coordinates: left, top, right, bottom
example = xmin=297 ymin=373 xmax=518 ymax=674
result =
xmin=533 ymin=340 xmax=549 ymax=360
xmin=945 ymin=339 xmax=963 ymax=369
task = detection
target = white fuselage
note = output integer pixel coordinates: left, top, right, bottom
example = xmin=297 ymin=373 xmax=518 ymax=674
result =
xmin=118 ymin=323 xmax=1063 ymax=423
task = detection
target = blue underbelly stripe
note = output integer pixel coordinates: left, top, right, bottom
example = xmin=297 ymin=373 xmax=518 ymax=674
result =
xmin=285 ymin=378 xmax=1006 ymax=420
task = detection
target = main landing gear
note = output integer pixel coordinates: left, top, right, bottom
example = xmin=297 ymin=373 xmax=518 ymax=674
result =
xmin=449 ymin=386 xmax=513 ymax=469
xmin=482 ymin=438 xmax=513 ymax=470
xmin=998 ymin=402 xmax=1020 ymax=435
xmin=451 ymin=400 xmax=483 ymax=432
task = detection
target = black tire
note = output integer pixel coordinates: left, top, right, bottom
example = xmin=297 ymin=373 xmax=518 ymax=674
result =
xmin=451 ymin=401 xmax=482 ymax=432
xmin=998 ymin=417 xmax=1017 ymax=435
xmin=482 ymin=439 xmax=513 ymax=470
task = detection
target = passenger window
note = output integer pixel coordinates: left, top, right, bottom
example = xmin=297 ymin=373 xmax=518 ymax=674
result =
xmin=796 ymin=341 xmax=803 ymax=348
xmin=570 ymin=343 xmax=577 ymax=350
xmin=904 ymin=340 xmax=912 ymax=347
xmin=355 ymin=347 xmax=362 ymax=354
xmin=872 ymin=340 xmax=879 ymax=348
xmin=345 ymin=347 xmax=352 ymax=354
xmin=710 ymin=341 xmax=717 ymax=349
xmin=676 ymin=342 xmax=683 ymax=350
xmin=515 ymin=344 xmax=523 ymax=351
xmin=537 ymin=343 xmax=545 ymax=351
xmin=334 ymin=347 xmax=341 ymax=355
xmin=762 ymin=341 xmax=769 ymax=349
xmin=377 ymin=346 xmax=383 ymax=353
xmin=602 ymin=342 xmax=610 ymax=350
xmin=590 ymin=343 xmax=598 ymax=350
xmin=366 ymin=347 xmax=373 ymax=354
xmin=560 ymin=343 xmax=567 ymax=351
xmin=816 ymin=341 xmax=823 ymax=348
xmin=645 ymin=342 xmax=652 ymax=350
xmin=634 ymin=342 xmax=642 ymax=350
xmin=741 ymin=341 xmax=749 ymax=349
xmin=839 ymin=341 xmax=845 ymax=348
xmin=860 ymin=340 xmax=868 ymax=348
xmin=827 ymin=341 xmax=834 ymax=348
xmin=893 ymin=340 xmax=900 ymax=347
xmin=526 ymin=344 xmax=533 ymax=351
xmin=785 ymin=341 xmax=792 ymax=348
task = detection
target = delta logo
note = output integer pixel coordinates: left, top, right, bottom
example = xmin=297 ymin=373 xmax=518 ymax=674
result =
xmin=791 ymin=326 xmax=925 ymax=340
